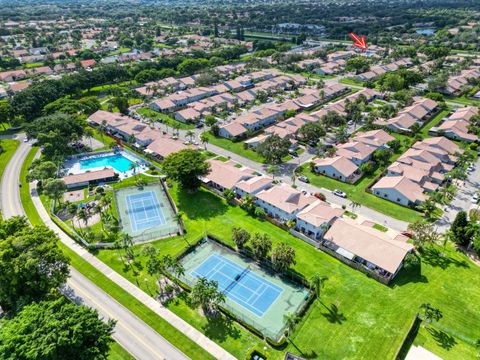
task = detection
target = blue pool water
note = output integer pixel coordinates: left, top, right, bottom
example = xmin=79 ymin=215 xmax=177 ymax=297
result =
xmin=80 ymin=154 xmax=137 ymax=173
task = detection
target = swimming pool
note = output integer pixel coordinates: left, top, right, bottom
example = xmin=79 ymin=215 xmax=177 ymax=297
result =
xmin=80 ymin=153 xmax=138 ymax=173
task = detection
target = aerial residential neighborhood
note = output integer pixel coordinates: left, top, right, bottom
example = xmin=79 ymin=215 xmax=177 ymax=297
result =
xmin=0 ymin=1 xmax=480 ymax=360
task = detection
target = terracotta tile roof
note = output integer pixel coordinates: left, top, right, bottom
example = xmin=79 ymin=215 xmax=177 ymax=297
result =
xmin=63 ymin=169 xmax=115 ymax=186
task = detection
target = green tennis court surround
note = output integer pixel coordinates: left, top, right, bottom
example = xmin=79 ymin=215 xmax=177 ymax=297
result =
xmin=114 ymin=183 xmax=180 ymax=243
xmin=178 ymin=239 xmax=310 ymax=341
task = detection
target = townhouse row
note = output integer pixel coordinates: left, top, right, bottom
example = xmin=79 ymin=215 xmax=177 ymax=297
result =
xmin=372 ymin=136 xmax=461 ymax=207
xmin=87 ymin=110 xmax=191 ymax=160
xmin=312 ymin=129 xmax=395 ymax=183
xmin=429 ymin=106 xmax=479 ymax=143
xmin=375 ymin=97 xmax=439 ymax=132
xmin=354 ymin=58 xmax=412 ymax=82
xmin=201 ymin=158 xmax=413 ymax=281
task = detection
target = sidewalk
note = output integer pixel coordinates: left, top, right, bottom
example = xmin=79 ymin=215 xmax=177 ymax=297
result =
xmin=30 ymin=182 xmax=236 ymax=360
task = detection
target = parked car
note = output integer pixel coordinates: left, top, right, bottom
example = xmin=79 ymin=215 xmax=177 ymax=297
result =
xmin=471 ymin=193 xmax=479 ymax=204
xmin=333 ymin=189 xmax=347 ymax=198
xmin=298 ymin=176 xmax=309 ymax=183
xmin=314 ymin=192 xmax=326 ymax=201
xmin=195 ymin=123 xmax=204 ymax=128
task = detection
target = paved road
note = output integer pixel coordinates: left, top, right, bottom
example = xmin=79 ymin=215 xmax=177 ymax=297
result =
xmin=0 ymin=143 xmax=192 ymax=360
xmin=0 ymin=134 xmax=31 ymax=217
xmin=436 ymin=158 xmax=480 ymax=233
xmin=65 ymin=268 xmax=189 ymax=360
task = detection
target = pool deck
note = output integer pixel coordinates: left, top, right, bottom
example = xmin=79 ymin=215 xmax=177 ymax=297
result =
xmin=63 ymin=150 xmax=148 ymax=180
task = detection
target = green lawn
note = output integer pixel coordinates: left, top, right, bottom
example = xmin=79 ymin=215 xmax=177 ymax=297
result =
xmin=108 ymin=342 xmax=134 ymax=360
xmin=204 ymin=132 xmax=265 ymax=163
xmin=96 ymin=184 xmax=480 ymax=360
xmin=108 ymin=47 xmax=131 ymax=56
xmin=339 ymin=78 xmax=365 ymax=87
xmin=136 ymin=107 xmax=195 ymax=130
xmin=420 ymin=109 xmax=450 ymax=137
xmin=412 ymin=325 xmax=478 ymax=360
xmin=0 ymin=139 xmax=20 ymax=180
xmin=20 ymin=147 xmax=42 ymax=226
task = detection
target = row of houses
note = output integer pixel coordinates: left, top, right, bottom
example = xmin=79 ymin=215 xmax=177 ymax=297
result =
xmin=87 ymin=110 xmax=191 ymax=160
xmin=0 ymin=59 xmax=96 ymax=83
xmin=173 ymin=73 xmax=309 ymax=123
xmin=312 ymin=129 xmax=395 ymax=183
xmin=442 ymin=66 xmax=480 ymax=96
xmin=136 ymin=64 xmax=251 ymax=98
xmin=148 ymin=69 xmax=284 ymax=114
xmin=297 ymin=50 xmax=357 ymax=75
xmin=375 ymin=97 xmax=439 ymax=133
xmin=429 ymin=106 xmax=479 ymax=143
xmin=243 ymin=84 xmax=350 ymax=148
xmin=354 ymin=58 xmax=412 ymax=82
xmin=201 ymin=158 xmax=413 ymax=281
xmin=372 ymin=137 xmax=461 ymax=207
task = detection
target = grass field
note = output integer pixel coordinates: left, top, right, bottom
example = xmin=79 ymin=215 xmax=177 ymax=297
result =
xmin=96 ymin=183 xmax=480 ymax=360
xmin=420 ymin=109 xmax=450 ymax=137
xmin=0 ymin=139 xmax=20 ymax=181
xmin=412 ymin=324 xmax=478 ymax=359
xmin=204 ymin=132 xmax=266 ymax=163
xmin=108 ymin=342 xmax=134 ymax=360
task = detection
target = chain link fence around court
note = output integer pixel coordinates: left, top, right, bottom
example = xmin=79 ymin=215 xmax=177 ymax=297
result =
xmin=177 ymin=239 xmax=311 ymax=341
xmin=114 ymin=183 xmax=180 ymax=243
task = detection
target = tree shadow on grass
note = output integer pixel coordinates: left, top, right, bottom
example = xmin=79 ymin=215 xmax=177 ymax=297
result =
xmin=202 ymin=314 xmax=241 ymax=342
xmin=288 ymin=339 xmax=317 ymax=359
xmin=320 ymin=303 xmax=346 ymax=324
xmin=420 ymin=247 xmax=470 ymax=270
xmin=175 ymin=187 xmax=228 ymax=220
xmin=427 ymin=327 xmax=457 ymax=350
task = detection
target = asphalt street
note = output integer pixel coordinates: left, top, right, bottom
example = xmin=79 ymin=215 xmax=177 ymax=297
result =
xmin=65 ymin=268 xmax=190 ymax=360
xmin=0 ymin=140 xmax=190 ymax=360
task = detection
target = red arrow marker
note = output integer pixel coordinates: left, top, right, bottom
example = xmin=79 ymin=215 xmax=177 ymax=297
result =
xmin=349 ymin=32 xmax=368 ymax=51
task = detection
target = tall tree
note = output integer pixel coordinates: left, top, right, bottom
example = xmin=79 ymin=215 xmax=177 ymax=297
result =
xmin=450 ymin=211 xmax=472 ymax=246
xmin=189 ymin=277 xmax=225 ymax=316
xmin=310 ymin=273 xmax=328 ymax=300
xmin=271 ymin=242 xmax=296 ymax=273
xmin=250 ymin=233 xmax=272 ymax=260
xmin=0 ymin=225 xmax=70 ymax=312
xmin=232 ymin=227 xmax=251 ymax=250
xmin=257 ymin=134 xmax=291 ymax=164
xmin=163 ymin=149 xmax=210 ymax=191
xmin=408 ymin=221 xmax=440 ymax=250
xmin=419 ymin=303 xmax=443 ymax=326
xmin=0 ymin=298 xmax=115 ymax=359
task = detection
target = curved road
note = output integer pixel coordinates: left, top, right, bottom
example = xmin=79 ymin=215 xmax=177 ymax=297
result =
xmin=0 ymin=141 xmax=190 ymax=360
xmin=0 ymin=134 xmax=31 ymax=218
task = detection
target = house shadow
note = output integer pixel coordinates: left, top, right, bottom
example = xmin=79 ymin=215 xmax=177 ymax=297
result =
xmin=175 ymin=187 xmax=228 ymax=220
xmin=390 ymin=257 xmax=428 ymax=287
xmin=202 ymin=314 xmax=241 ymax=342
xmin=321 ymin=303 xmax=346 ymax=324
xmin=427 ymin=327 xmax=457 ymax=350
xmin=421 ymin=247 xmax=470 ymax=270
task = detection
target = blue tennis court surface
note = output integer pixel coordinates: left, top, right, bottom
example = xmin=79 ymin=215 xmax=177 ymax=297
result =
xmin=192 ymin=253 xmax=283 ymax=317
xmin=126 ymin=191 xmax=165 ymax=232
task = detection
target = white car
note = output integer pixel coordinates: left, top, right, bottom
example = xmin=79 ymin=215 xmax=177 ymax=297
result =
xmin=472 ymin=194 xmax=479 ymax=204
xmin=333 ymin=189 xmax=347 ymax=198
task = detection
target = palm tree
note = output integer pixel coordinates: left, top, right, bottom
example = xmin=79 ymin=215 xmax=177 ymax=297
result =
xmin=200 ymin=132 xmax=209 ymax=149
xmin=185 ymin=130 xmax=195 ymax=142
xmin=174 ymin=211 xmax=183 ymax=227
xmin=283 ymin=312 xmax=298 ymax=339
xmin=291 ymin=172 xmax=297 ymax=186
xmin=349 ymin=200 xmax=361 ymax=213
xmin=417 ymin=198 xmax=438 ymax=219
xmin=310 ymin=273 xmax=328 ymax=300
xmin=121 ymin=233 xmax=135 ymax=262
xmin=84 ymin=128 xmax=94 ymax=149
xmin=419 ymin=303 xmax=443 ymax=327
xmin=76 ymin=208 xmax=90 ymax=228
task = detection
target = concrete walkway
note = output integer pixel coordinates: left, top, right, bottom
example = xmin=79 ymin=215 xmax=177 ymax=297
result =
xmin=30 ymin=182 xmax=236 ymax=360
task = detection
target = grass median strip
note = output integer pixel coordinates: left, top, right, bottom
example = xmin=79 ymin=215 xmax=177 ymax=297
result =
xmin=0 ymin=139 xmax=20 ymax=180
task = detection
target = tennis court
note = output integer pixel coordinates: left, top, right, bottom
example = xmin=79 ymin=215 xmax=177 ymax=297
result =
xmin=126 ymin=191 xmax=166 ymax=232
xmin=114 ymin=184 xmax=180 ymax=243
xmin=178 ymin=240 xmax=310 ymax=340
xmin=192 ymin=253 xmax=283 ymax=317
